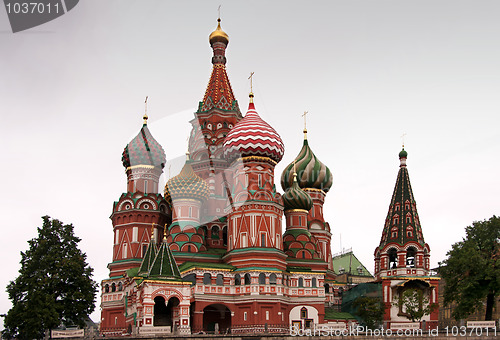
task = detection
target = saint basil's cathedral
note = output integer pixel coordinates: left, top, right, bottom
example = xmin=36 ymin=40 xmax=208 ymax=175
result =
xmin=99 ymin=19 xmax=439 ymax=336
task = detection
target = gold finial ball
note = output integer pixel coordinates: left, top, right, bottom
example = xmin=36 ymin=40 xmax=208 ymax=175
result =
xmin=209 ymin=18 xmax=229 ymax=45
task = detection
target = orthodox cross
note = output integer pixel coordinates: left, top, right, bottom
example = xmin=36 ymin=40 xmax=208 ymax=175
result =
xmin=218 ymin=5 xmax=221 ymax=20
xmin=401 ymin=132 xmax=407 ymax=147
xmin=302 ymin=111 xmax=308 ymax=130
xmin=248 ymin=72 xmax=255 ymax=93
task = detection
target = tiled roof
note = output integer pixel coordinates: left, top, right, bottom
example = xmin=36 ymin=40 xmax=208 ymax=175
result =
xmin=332 ymin=251 xmax=373 ymax=277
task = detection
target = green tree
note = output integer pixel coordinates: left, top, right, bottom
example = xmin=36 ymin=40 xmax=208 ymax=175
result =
xmin=439 ymin=215 xmax=500 ymax=321
xmin=352 ymin=296 xmax=385 ymax=329
xmin=394 ymin=288 xmax=436 ymax=322
xmin=2 ymin=216 xmax=98 ymax=339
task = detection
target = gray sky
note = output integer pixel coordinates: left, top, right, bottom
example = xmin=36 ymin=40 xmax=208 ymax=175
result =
xmin=1 ymin=0 xmax=499 ymax=326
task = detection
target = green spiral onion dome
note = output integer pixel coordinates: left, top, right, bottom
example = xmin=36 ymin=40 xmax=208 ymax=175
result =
xmin=122 ymin=118 xmax=166 ymax=169
xmin=281 ymin=138 xmax=333 ymax=192
xmin=399 ymin=147 xmax=408 ymax=158
xmin=282 ymin=174 xmax=313 ymax=211
xmin=164 ymin=156 xmax=209 ymax=202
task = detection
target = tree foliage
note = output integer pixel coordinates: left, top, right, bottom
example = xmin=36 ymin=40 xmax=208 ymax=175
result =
xmin=439 ymin=216 xmax=500 ymax=321
xmin=352 ymin=296 xmax=385 ymax=329
xmin=394 ymin=288 xmax=436 ymax=322
xmin=2 ymin=216 xmax=98 ymax=339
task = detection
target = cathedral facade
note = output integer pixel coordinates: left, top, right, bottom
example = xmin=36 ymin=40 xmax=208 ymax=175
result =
xmin=99 ymin=19 xmax=438 ymax=336
xmin=100 ymin=19 xmax=336 ymax=336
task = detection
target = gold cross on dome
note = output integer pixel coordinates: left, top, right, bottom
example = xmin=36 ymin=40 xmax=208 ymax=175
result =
xmin=401 ymin=132 xmax=407 ymax=147
xmin=302 ymin=111 xmax=308 ymax=130
xmin=218 ymin=5 xmax=221 ymax=20
xmin=248 ymin=72 xmax=255 ymax=93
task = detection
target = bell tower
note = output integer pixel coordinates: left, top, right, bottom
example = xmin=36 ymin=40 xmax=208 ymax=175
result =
xmin=373 ymin=147 xmax=439 ymax=329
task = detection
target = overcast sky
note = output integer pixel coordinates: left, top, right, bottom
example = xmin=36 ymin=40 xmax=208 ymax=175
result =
xmin=1 ymin=0 xmax=499 ymax=326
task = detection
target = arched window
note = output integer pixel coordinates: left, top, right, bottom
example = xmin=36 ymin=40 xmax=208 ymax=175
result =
xmin=216 ymin=274 xmax=224 ymax=285
xmin=298 ymin=277 xmax=304 ymax=287
xmin=388 ymin=248 xmax=398 ymax=269
xmin=300 ymin=307 xmax=308 ymax=319
xmin=244 ymin=273 xmax=251 ymax=285
xmin=211 ymin=226 xmax=219 ymax=239
xmin=183 ymin=273 xmax=196 ymax=286
xmin=259 ymin=273 xmax=266 ymax=284
xmin=312 ymin=278 xmax=317 ymax=287
xmin=118 ymin=282 xmax=123 ymax=291
xmin=111 ymin=283 xmax=116 ymax=292
xmin=104 ymin=284 xmax=109 ymax=293
xmin=406 ymin=247 xmax=416 ymax=268
xmin=269 ymin=273 xmax=277 ymax=285
xmin=234 ymin=274 xmax=241 ymax=285
xmin=324 ymin=283 xmax=330 ymax=293
xmin=203 ymin=273 xmax=212 ymax=285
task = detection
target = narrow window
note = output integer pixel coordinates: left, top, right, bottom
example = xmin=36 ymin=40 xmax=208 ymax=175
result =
xmin=244 ymin=273 xmax=251 ymax=285
xmin=259 ymin=273 xmax=266 ymax=284
xmin=269 ymin=274 xmax=277 ymax=285
xmin=298 ymin=277 xmax=304 ymax=287
xmin=312 ymin=278 xmax=317 ymax=287
xmin=244 ymin=312 xmax=247 ymax=321
xmin=300 ymin=307 xmax=308 ymax=319
xmin=261 ymin=233 xmax=266 ymax=247
xmin=216 ymin=274 xmax=224 ymax=285
xmin=142 ymin=244 xmax=148 ymax=257
xmin=203 ymin=273 xmax=211 ymax=285
xmin=258 ymin=174 xmax=262 ymax=187
xmin=388 ymin=248 xmax=398 ymax=269
xmin=234 ymin=274 xmax=241 ymax=285
xmin=144 ymin=180 xmax=148 ymax=194
xmin=189 ymin=207 xmax=192 ymax=217
xmin=266 ymin=311 xmax=269 ymax=321
xmin=122 ymin=243 xmax=128 ymax=258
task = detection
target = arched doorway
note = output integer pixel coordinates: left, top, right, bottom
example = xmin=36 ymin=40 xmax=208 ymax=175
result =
xmin=203 ymin=304 xmax=231 ymax=334
xmin=154 ymin=296 xmax=180 ymax=329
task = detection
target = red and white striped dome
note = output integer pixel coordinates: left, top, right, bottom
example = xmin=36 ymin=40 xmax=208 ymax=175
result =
xmin=223 ymin=99 xmax=284 ymax=163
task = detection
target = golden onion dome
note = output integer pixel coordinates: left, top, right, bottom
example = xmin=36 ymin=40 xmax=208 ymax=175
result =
xmin=164 ymin=156 xmax=209 ymax=202
xmin=209 ymin=19 xmax=229 ymax=45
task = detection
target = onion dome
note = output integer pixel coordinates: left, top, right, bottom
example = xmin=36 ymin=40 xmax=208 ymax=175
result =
xmin=399 ymin=147 xmax=408 ymax=167
xmin=283 ymin=173 xmax=313 ymax=211
xmin=209 ymin=18 xmax=229 ymax=45
xmin=223 ymin=95 xmax=285 ymax=163
xmin=122 ymin=115 xmax=166 ymax=169
xmin=281 ymin=132 xmax=333 ymax=192
xmin=399 ymin=147 xmax=408 ymax=158
xmin=164 ymin=154 xmax=209 ymax=202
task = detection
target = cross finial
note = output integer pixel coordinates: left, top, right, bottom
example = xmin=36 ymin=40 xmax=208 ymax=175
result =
xmin=293 ymin=159 xmax=298 ymax=182
xmin=218 ymin=5 xmax=221 ymax=20
xmin=163 ymin=224 xmax=168 ymax=240
xmin=248 ymin=72 xmax=255 ymax=103
xmin=302 ymin=111 xmax=308 ymax=139
xmin=143 ymin=96 xmax=149 ymax=124
xmin=401 ymin=132 xmax=407 ymax=148
xmin=151 ymin=223 xmax=155 ymax=239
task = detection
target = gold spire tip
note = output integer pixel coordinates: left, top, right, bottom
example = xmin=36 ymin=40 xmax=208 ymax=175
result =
xmin=151 ymin=223 xmax=155 ymax=239
xmin=143 ymin=96 xmax=149 ymax=125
